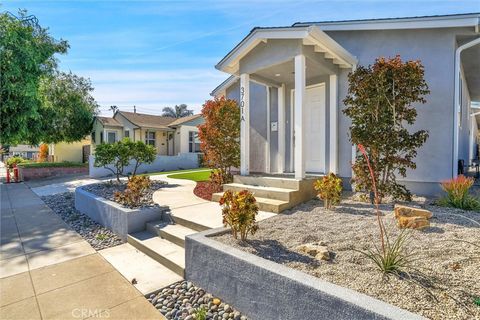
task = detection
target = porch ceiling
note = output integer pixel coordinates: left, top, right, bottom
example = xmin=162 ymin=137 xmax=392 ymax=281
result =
xmin=461 ymin=43 xmax=480 ymax=101
xmin=253 ymin=58 xmax=331 ymax=85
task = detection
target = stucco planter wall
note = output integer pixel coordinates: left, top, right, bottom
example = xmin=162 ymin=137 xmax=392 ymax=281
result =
xmin=75 ymin=187 xmax=165 ymax=240
xmin=186 ymin=228 xmax=425 ymax=320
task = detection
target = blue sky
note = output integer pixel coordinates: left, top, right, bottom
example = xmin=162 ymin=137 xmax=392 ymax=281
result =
xmin=3 ymin=0 xmax=479 ymax=116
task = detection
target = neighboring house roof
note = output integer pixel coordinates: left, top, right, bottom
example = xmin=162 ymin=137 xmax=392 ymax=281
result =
xmin=168 ymin=114 xmax=203 ymax=127
xmin=97 ymin=116 xmax=123 ymax=127
xmin=118 ymin=111 xmax=175 ymax=130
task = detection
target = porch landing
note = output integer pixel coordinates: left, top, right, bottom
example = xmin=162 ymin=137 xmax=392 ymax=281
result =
xmin=212 ymin=175 xmax=319 ymax=213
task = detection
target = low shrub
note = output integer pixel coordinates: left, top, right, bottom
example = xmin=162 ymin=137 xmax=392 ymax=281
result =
xmin=314 ymin=173 xmax=343 ymax=209
xmin=18 ymin=161 xmax=86 ymax=168
xmin=38 ymin=144 xmax=49 ymax=162
xmin=193 ymin=306 xmax=207 ymax=320
xmin=219 ymin=190 xmax=259 ymax=241
xmin=437 ymin=175 xmax=480 ymax=211
xmin=356 ymin=227 xmax=414 ymax=275
xmin=6 ymin=156 xmax=29 ymax=168
xmin=209 ymin=168 xmax=232 ymax=186
xmin=114 ymin=176 xmax=152 ymax=207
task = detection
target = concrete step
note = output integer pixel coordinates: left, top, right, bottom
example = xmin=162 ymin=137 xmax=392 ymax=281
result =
xmin=233 ymin=175 xmax=301 ymax=189
xmin=222 ymin=183 xmax=297 ymax=201
xmin=127 ymin=231 xmax=185 ymax=277
xmin=212 ymin=192 xmax=288 ymax=213
xmin=170 ymin=215 xmax=210 ymax=232
xmin=146 ymin=220 xmax=197 ymax=248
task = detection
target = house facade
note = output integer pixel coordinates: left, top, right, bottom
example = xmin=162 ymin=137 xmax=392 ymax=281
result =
xmin=211 ymin=13 xmax=480 ymax=196
xmin=91 ymin=110 xmax=204 ymax=156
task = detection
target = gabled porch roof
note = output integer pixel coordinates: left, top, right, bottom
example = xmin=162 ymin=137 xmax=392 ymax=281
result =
xmin=216 ymin=26 xmax=358 ymax=75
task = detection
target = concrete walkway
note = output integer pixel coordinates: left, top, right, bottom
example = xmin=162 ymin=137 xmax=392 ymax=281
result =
xmin=0 ymin=183 xmax=164 ymax=320
xmin=151 ymin=174 xmax=276 ymax=229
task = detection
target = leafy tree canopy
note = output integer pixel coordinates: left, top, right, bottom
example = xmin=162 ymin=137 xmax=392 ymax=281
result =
xmin=162 ymin=104 xmax=193 ymax=118
xmin=343 ymin=56 xmax=430 ymax=201
xmin=198 ymin=97 xmax=240 ymax=181
xmin=0 ymin=10 xmax=97 ymax=145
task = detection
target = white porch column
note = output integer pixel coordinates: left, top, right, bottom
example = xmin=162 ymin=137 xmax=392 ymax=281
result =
xmin=277 ymin=84 xmax=286 ymax=173
xmin=240 ymin=73 xmax=250 ymax=176
xmin=294 ymin=55 xmax=306 ymax=179
xmin=329 ymin=74 xmax=338 ymax=174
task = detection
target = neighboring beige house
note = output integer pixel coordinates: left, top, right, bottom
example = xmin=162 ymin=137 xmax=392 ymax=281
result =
xmin=91 ymin=110 xmax=204 ymax=156
xmin=48 ymin=138 xmax=91 ymax=163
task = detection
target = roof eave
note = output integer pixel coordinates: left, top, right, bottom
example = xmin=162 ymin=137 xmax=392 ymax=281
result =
xmin=294 ymin=13 xmax=480 ymax=30
xmin=215 ymin=26 xmax=357 ymax=75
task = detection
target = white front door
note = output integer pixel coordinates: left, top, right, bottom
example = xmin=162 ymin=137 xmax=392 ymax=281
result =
xmin=292 ymin=83 xmax=326 ymax=173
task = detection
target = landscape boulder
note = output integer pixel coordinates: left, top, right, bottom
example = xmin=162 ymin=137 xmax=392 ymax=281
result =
xmin=394 ymin=204 xmax=432 ymax=230
xmin=296 ymin=243 xmax=332 ymax=261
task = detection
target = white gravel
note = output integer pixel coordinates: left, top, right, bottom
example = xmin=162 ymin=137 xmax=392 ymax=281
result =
xmin=41 ymin=192 xmax=124 ymax=250
xmin=215 ymin=197 xmax=480 ymax=320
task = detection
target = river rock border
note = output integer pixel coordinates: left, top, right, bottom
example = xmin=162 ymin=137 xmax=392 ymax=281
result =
xmin=185 ymin=228 xmax=426 ymax=320
xmin=75 ymin=187 xmax=166 ymax=240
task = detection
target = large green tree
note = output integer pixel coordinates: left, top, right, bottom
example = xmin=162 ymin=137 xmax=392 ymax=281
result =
xmin=0 ymin=11 xmax=97 ymax=145
xmin=38 ymin=72 xmax=98 ymax=143
xmin=343 ymin=56 xmax=430 ymax=202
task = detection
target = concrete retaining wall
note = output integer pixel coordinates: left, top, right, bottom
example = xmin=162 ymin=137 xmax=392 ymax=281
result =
xmin=186 ymin=228 xmax=425 ymax=320
xmin=89 ymin=153 xmax=200 ymax=178
xmin=75 ymin=187 xmax=165 ymax=240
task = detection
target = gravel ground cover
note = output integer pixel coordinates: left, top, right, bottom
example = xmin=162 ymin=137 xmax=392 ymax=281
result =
xmin=148 ymin=280 xmax=247 ymax=320
xmin=42 ymin=192 xmax=124 ymax=250
xmin=215 ymin=197 xmax=480 ymax=320
xmin=81 ymin=180 xmax=166 ymax=208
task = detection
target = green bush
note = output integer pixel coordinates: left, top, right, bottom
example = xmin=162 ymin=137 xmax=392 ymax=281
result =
xmin=18 ymin=161 xmax=86 ymax=168
xmin=220 ymin=190 xmax=259 ymax=241
xmin=6 ymin=156 xmax=29 ymax=168
xmin=314 ymin=173 xmax=343 ymax=209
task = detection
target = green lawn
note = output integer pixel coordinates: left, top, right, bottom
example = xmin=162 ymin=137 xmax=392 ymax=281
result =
xmin=140 ymin=167 xmax=210 ymax=177
xmin=166 ymin=169 xmax=212 ymax=182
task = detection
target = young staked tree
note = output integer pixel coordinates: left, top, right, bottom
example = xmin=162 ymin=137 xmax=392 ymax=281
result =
xmin=343 ymin=56 xmax=430 ymax=202
xmin=198 ymin=97 xmax=240 ymax=183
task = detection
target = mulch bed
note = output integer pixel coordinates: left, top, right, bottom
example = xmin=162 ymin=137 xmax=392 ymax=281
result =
xmin=214 ymin=197 xmax=480 ymax=320
xmin=194 ymin=181 xmax=221 ymax=201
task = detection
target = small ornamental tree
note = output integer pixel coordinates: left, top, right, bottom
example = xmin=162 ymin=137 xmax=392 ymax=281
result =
xmin=126 ymin=140 xmax=156 ymax=178
xmin=94 ymin=140 xmax=130 ymax=183
xmin=198 ymin=97 xmax=240 ymax=184
xmin=343 ymin=56 xmax=430 ymax=202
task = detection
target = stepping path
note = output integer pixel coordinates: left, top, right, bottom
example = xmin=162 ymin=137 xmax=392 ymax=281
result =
xmin=0 ymin=183 xmax=164 ymax=320
xmin=127 ymin=173 xmax=276 ymax=278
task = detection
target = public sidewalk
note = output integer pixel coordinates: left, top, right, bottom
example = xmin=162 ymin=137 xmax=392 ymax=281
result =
xmin=0 ymin=183 xmax=163 ymax=320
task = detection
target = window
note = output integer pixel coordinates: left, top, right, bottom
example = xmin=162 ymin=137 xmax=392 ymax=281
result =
xmin=189 ymin=131 xmax=201 ymax=153
xmin=107 ymin=131 xmax=117 ymax=144
xmin=92 ymin=131 xmax=96 ymax=143
xmin=100 ymin=132 xmax=104 ymax=143
xmin=145 ymin=131 xmax=156 ymax=146
xmin=124 ymin=130 xmax=130 ymax=138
